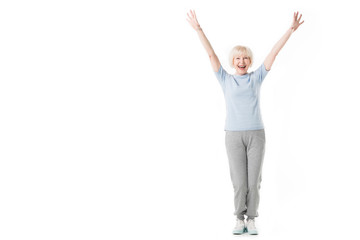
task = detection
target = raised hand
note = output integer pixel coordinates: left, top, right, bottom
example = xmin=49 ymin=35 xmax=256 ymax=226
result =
xmin=186 ymin=10 xmax=201 ymax=31
xmin=264 ymin=12 xmax=305 ymax=70
xmin=291 ymin=11 xmax=304 ymax=32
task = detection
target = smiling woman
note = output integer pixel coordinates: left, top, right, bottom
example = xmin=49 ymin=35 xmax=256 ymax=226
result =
xmin=229 ymin=45 xmax=254 ymax=76
xmin=186 ymin=9 xmax=304 ymax=236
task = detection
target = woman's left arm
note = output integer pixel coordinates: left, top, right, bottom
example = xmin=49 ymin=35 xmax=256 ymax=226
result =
xmin=264 ymin=11 xmax=304 ymax=71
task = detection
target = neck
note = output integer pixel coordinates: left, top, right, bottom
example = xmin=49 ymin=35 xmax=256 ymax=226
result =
xmin=235 ymin=72 xmax=248 ymax=76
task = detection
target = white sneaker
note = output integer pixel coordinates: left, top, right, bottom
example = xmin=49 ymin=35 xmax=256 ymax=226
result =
xmin=233 ymin=218 xmax=246 ymax=235
xmin=246 ymin=219 xmax=258 ymax=235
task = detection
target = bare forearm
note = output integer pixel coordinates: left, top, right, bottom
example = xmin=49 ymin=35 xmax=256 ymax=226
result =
xmin=270 ymin=28 xmax=293 ymax=57
xmin=264 ymin=28 xmax=293 ymax=70
xmin=195 ymin=27 xmax=216 ymax=57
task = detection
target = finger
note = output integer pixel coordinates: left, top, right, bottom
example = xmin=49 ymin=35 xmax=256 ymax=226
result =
xmin=299 ymin=20 xmax=304 ymax=25
xmin=190 ymin=11 xmax=194 ymax=19
xmin=187 ymin=12 xmax=193 ymax=20
xmin=193 ymin=11 xmax=198 ymax=21
xmin=298 ymin=14 xmax=302 ymax=22
xmin=186 ymin=14 xmax=192 ymax=22
xmin=193 ymin=10 xmax=200 ymax=23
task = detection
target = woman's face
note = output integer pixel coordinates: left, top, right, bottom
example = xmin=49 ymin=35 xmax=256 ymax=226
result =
xmin=234 ymin=53 xmax=251 ymax=75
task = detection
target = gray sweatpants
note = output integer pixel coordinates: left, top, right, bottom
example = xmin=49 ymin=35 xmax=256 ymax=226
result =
xmin=225 ymin=129 xmax=266 ymax=220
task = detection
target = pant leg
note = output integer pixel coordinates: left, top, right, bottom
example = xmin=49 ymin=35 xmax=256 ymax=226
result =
xmin=245 ymin=129 xmax=266 ymax=219
xmin=225 ymin=131 xmax=248 ymax=220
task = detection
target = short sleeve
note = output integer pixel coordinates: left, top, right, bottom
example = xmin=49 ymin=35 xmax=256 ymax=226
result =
xmin=253 ymin=63 xmax=270 ymax=84
xmin=213 ymin=65 xmax=229 ymax=89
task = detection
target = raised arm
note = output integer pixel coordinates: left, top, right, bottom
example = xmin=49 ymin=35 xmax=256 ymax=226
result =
xmin=264 ymin=11 xmax=304 ymax=71
xmin=186 ymin=10 xmax=220 ymax=72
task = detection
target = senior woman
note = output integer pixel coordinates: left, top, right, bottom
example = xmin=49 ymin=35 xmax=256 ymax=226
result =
xmin=186 ymin=10 xmax=304 ymax=235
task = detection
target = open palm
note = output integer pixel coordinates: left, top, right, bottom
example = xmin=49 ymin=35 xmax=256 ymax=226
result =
xmin=186 ymin=10 xmax=201 ymax=31
xmin=291 ymin=11 xmax=304 ymax=32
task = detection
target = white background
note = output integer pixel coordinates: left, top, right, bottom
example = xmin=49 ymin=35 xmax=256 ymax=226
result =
xmin=1 ymin=0 xmax=360 ymax=239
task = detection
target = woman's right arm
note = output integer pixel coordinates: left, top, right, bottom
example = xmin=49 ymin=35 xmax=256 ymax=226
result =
xmin=187 ymin=10 xmax=220 ymax=72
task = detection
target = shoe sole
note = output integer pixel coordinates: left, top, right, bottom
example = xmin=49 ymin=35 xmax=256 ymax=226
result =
xmin=232 ymin=228 xmax=245 ymax=235
xmin=245 ymin=228 xmax=258 ymax=235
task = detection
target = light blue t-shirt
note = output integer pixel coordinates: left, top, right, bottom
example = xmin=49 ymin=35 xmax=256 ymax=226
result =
xmin=214 ymin=63 xmax=269 ymax=131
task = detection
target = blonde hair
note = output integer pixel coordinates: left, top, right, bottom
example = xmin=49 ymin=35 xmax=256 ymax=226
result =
xmin=229 ymin=45 xmax=253 ymax=68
